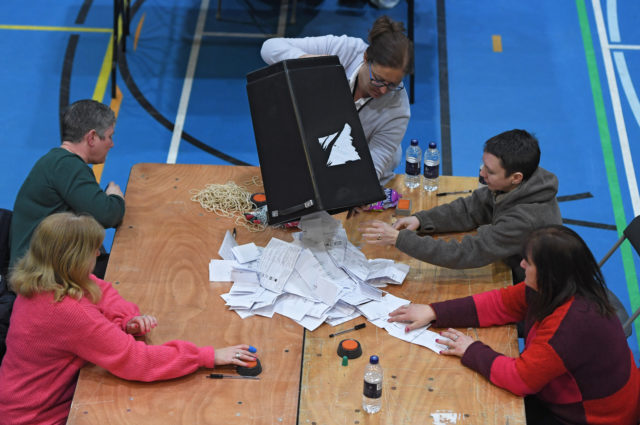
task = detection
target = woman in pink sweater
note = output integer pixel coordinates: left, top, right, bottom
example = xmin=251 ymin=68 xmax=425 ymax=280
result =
xmin=0 ymin=213 xmax=257 ymax=425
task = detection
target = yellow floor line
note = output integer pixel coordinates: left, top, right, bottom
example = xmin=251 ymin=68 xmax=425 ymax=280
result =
xmin=0 ymin=24 xmax=110 ymax=33
xmin=492 ymin=35 xmax=503 ymax=52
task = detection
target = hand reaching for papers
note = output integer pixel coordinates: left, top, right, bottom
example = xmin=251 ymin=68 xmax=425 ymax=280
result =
xmin=392 ymin=216 xmax=420 ymax=231
xmin=214 ymin=345 xmax=258 ymax=367
xmin=388 ymin=303 xmax=435 ymax=331
xmin=436 ymin=328 xmax=474 ymax=358
xmin=359 ymin=220 xmax=400 ymax=246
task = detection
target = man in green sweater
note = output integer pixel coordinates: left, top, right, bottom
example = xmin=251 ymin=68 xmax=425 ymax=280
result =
xmin=9 ymin=99 xmax=125 ymax=275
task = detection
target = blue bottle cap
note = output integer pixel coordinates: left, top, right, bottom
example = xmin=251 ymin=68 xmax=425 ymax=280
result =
xmin=369 ymin=355 xmax=379 ymax=364
xmin=428 ymin=142 xmax=437 ymax=149
xmin=410 ymin=139 xmax=419 ymax=146
xmin=248 ymin=346 xmax=257 ymax=353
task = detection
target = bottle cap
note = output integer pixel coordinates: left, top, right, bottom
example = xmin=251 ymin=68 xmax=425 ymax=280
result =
xmin=410 ymin=139 xmax=419 ymax=146
xmin=369 ymin=355 xmax=379 ymax=364
xmin=428 ymin=142 xmax=437 ymax=149
xmin=248 ymin=346 xmax=257 ymax=353
xmin=337 ymin=339 xmax=363 ymax=359
xmin=237 ymin=357 xmax=262 ymax=376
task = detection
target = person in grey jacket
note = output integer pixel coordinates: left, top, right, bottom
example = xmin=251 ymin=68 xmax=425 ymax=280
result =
xmin=360 ymin=129 xmax=562 ymax=275
xmin=260 ymin=15 xmax=412 ymax=185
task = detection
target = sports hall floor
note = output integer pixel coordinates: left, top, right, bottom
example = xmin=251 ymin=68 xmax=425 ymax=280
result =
xmin=1 ymin=0 xmax=639 ymax=358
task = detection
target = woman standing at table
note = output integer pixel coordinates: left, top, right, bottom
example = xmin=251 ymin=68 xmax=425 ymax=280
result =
xmin=261 ymin=15 xmax=413 ymax=185
xmin=389 ymin=225 xmax=640 ymax=424
xmin=0 ymin=212 xmax=257 ymax=425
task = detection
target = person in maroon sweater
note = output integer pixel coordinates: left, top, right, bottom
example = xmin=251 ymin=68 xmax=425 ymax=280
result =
xmin=389 ymin=225 xmax=640 ymax=425
xmin=0 ymin=213 xmax=257 ymax=425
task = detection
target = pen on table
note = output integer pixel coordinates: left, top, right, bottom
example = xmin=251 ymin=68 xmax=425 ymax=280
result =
xmin=329 ymin=323 xmax=366 ymax=338
xmin=232 ymin=227 xmax=237 ymax=239
xmin=436 ymin=190 xmax=472 ymax=197
xmin=207 ymin=374 xmax=259 ymax=380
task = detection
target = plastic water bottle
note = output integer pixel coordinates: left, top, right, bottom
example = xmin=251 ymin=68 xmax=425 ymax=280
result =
xmin=423 ymin=142 xmax=440 ymax=192
xmin=362 ymin=355 xmax=383 ymax=414
xmin=404 ymin=139 xmax=422 ymax=189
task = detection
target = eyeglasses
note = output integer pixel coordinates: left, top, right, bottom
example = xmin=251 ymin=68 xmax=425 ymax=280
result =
xmin=368 ymin=62 xmax=404 ymax=91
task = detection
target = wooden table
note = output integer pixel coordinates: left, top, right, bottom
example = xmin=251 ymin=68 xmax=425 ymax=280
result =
xmin=67 ymin=164 xmax=525 ymax=425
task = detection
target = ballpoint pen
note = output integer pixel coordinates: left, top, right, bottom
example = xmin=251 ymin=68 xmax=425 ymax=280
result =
xmin=329 ymin=323 xmax=366 ymax=338
xmin=207 ymin=374 xmax=260 ymax=380
xmin=436 ymin=190 xmax=472 ymax=197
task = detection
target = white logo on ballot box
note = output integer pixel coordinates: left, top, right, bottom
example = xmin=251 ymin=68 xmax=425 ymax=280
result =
xmin=318 ymin=123 xmax=361 ymax=167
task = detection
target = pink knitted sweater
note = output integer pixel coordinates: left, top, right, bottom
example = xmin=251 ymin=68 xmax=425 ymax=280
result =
xmin=0 ymin=275 xmax=215 ymax=425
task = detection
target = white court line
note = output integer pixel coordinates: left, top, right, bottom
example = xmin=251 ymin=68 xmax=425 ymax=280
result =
xmin=613 ymin=52 xmax=640 ymax=152
xmin=606 ymin=0 xmax=620 ymax=42
xmin=594 ymin=0 xmax=640 ymax=215
xmin=166 ymin=0 xmax=210 ymax=164
xmin=610 ymin=44 xmax=640 ymax=50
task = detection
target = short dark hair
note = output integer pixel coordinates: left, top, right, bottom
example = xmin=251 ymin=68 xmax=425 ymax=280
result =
xmin=366 ymin=15 xmax=414 ymax=75
xmin=60 ymin=99 xmax=115 ymax=143
xmin=483 ymin=129 xmax=540 ymax=180
xmin=523 ymin=225 xmax=614 ymax=322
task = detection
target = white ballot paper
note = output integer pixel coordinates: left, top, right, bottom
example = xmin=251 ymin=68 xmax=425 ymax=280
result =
xmin=258 ymin=238 xmax=302 ymax=293
xmin=218 ymin=230 xmax=238 ymax=261
xmin=209 ymin=259 xmax=237 ymax=282
xmin=232 ymin=242 xmax=261 ymax=264
xmin=216 ymin=212 xmax=449 ymax=352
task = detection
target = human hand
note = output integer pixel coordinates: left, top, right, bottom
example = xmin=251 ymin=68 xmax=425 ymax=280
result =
xmin=392 ymin=216 xmax=420 ymax=231
xmin=437 ymin=328 xmax=475 ymax=357
xmin=126 ymin=314 xmax=158 ymax=335
xmin=214 ymin=345 xmax=258 ymax=367
xmin=105 ymin=181 xmax=124 ymax=198
xmin=358 ymin=220 xmax=399 ymax=246
xmin=388 ymin=304 xmax=435 ymax=331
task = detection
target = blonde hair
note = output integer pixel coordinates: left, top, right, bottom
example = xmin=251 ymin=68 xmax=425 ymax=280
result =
xmin=10 ymin=212 xmax=105 ymax=303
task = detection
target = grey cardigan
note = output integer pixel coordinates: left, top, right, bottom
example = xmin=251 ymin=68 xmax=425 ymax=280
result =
xmin=395 ymin=167 xmax=563 ymax=269
xmin=261 ymin=34 xmax=411 ymax=185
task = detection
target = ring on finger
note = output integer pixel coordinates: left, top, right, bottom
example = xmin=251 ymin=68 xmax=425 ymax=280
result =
xmin=377 ymin=234 xmax=382 ymax=240
xmin=235 ymin=352 xmax=241 ymax=359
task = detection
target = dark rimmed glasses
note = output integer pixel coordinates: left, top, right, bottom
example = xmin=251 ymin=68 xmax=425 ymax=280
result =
xmin=368 ymin=62 xmax=404 ymax=91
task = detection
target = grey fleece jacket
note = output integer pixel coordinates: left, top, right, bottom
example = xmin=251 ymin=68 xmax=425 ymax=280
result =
xmin=395 ymin=167 xmax=562 ymax=269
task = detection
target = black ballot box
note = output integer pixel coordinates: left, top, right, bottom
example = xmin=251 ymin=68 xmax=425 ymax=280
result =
xmin=246 ymin=56 xmax=385 ymax=225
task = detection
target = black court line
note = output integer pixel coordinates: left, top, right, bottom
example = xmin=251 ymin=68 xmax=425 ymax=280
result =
xmin=60 ymin=0 xmax=94 ymax=130
xmin=59 ymin=34 xmax=79 ymax=138
xmin=563 ymin=218 xmax=617 ymax=231
xmin=75 ymin=0 xmax=93 ymax=25
xmin=557 ymin=192 xmax=593 ymax=202
xmin=437 ymin=0 xmax=452 ymax=176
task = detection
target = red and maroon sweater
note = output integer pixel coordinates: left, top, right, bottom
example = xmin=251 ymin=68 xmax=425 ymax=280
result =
xmin=431 ymin=282 xmax=640 ymax=425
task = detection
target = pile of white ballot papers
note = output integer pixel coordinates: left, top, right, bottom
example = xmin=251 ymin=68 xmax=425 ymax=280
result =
xmin=210 ymin=211 xmax=448 ymax=353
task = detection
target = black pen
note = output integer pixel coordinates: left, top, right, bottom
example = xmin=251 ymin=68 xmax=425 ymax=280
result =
xmin=329 ymin=323 xmax=366 ymax=338
xmin=207 ymin=374 xmax=259 ymax=380
xmin=232 ymin=228 xmax=237 ymax=239
xmin=436 ymin=190 xmax=472 ymax=197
